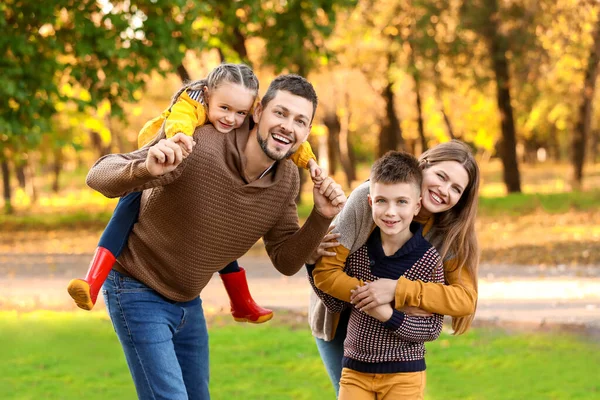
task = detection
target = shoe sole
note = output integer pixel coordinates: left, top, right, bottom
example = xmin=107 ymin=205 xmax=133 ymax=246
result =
xmin=233 ymin=312 xmax=274 ymax=324
xmin=67 ymin=279 xmax=95 ymax=311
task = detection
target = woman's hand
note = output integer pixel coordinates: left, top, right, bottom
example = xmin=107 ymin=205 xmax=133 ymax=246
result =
xmin=350 ymin=278 xmax=397 ymax=311
xmin=305 ymin=225 xmax=341 ymax=265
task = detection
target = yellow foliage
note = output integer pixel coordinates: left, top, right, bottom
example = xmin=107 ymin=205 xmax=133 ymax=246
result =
xmin=96 ymin=100 xmax=111 ymax=118
xmin=311 ymin=124 xmax=327 ymax=137
xmin=60 ymin=83 xmax=74 ymax=97
xmin=132 ymin=106 xmax=143 ymax=116
xmin=8 ymin=98 xmax=19 ymax=111
xmin=79 ymin=89 xmax=91 ymax=102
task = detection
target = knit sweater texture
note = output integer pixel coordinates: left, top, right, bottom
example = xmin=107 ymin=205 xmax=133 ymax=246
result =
xmin=309 ymin=224 xmax=444 ymax=373
xmin=308 ymin=180 xmax=478 ymax=340
xmin=87 ymin=122 xmax=333 ymax=302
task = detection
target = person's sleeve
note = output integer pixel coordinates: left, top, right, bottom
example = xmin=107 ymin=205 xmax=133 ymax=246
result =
xmin=330 ymin=181 xmax=373 ymax=253
xmin=394 ymin=257 xmax=477 ymax=317
xmin=138 ymin=110 xmax=170 ymax=148
xmin=164 ymin=90 xmax=207 ymax=139
xmin=306 ymin=264 xmax=348 ymax=313
xmin=313 ymin=244 xmax=363 ymax=302
xmin=262 ymin=183 xmax=334 ymax=277
xmin=311 ymin=180 xmax=372 ymax=301
xmin=385 ymin=257 xmax=445 ymax=342
xmin=85 ymin=147 xmax=188 ymax=198
xmin=289 ymin=141 xmax=317 ymax=170
xmin=383 ymin=312 xmax=444 ymax=342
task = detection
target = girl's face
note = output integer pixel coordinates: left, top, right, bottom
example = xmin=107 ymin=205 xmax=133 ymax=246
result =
xmin=420 ymin=160 xmax=469 ymax=216
xmin=206 ymin=82 xmax=256 ymax=133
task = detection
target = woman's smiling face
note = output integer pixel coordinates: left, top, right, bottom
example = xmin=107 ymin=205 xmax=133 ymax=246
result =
xmin=420 ymin=160 xmax=469 ymax=216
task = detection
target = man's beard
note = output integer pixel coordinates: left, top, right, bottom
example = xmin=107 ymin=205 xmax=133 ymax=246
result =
xmin=256 ymin=124 xmax=296 ymax=161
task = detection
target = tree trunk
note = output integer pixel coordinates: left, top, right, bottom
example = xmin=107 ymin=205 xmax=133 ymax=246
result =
xmin=378 ymin=80 xmax=404 ymax=156
xmin=52 ymin=148 xmax=63 ymax=193
xmin=89 ymin=131 xmax=110 ymax=158
xmin=1 ymin=158 xmax=12 ymax=214
xmin=547 ymin=123 xmax=560 ymax=162
xmin=414 ymin=75 xmax=427 ymax=153
xmin=591 ymin=129 xmax=599 ymax=162
xmin=15 ymin=163 xmax=26 ymax=188
xmin=232 ymin=26 xmax=250 ymax=65
xmin=573 ymin=10 xmax=600 ymax=188
xmin=486 ymin=0 xmax=522 ymax=193
xmin=177 ymin=64 xmax=191 ymax=83
xmin=338 ymin=93 xmax=356 ymax=188
xmin=324 ymin=110 xmax=341 ymax=176
xmin=25 ymin=157 xmax=37 ymax=203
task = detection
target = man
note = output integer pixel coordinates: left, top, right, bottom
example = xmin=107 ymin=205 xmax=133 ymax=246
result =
xmin=86 ymin=75 xmax=346 ymax=399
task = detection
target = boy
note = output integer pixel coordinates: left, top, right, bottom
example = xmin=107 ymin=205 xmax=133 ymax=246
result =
xmin=309 ymin=151 xmax=444 ymax=400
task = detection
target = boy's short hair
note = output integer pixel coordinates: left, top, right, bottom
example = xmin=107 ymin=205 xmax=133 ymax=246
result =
xmin=261 ymin=74 xmax=318 ymax=121
xmin=370 ymin=151 xmax=422 ymax=193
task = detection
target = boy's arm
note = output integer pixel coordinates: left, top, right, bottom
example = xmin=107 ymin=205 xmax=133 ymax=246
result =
xmin=383 ymin=312 xmax=444 ymax=343
xmin=394 ymin=258 xmax=477 ymax=317
xmin=306 ymin=264 xmax=348 ymax=313
xmin=164 ymin=90 xmax=207 ymax=138
xmin=86 ymin=137 xmax=191 ymax=198
xmin=385 ymin=260 xmax=445 ymax=342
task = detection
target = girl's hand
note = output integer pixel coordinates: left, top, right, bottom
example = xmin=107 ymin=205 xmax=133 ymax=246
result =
xmin=170 ymin=132 xmax=195 ymax=158
xmin=308 ymin=159 xmax=326 ymax=188
xmin=350 ymin=278 xmax=397 ymax=311
xmin=305 ymin=225 xmax=341 ymax=265
xmin=360 ymin=303 xmax=394 ymax=323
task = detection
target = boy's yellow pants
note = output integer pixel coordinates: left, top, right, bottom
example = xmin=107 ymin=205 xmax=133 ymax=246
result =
xmin=338 ymin=368 xmax=426 ymax=400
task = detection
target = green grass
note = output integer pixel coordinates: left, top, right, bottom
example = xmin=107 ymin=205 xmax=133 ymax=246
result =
xmin=477 ymin=190 xmax=600 ymax=216
xmin=0 ymin=211 xmax=113 ymax=231
xmin=1 ymin=311 xmax=599 ymax=400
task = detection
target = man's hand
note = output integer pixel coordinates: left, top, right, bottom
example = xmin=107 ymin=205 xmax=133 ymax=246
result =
xmin=145 ymin=133 xmax=195 ymax=177
xmin=350 ymin=278 xmax=397 ymax=311
xmin=313 ymin=176 xmax=346 ymax=219
xmin=361 ymin=302 xmax=394 ymax=323
xmin=305 ymin=225 xmax=341 ymax=265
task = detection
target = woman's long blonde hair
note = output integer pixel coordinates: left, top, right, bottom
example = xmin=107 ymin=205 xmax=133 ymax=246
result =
xmin=418 ymin=140 xmax=480 ymax=334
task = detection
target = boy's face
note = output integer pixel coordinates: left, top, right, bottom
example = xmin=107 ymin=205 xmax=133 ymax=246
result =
xmin=206 ymin=82 xmax=255 ymax=133
xmin=253 ymin=90 xmax=312 ymax=161
xmin=368 ymin=181 xmax=421 ymax=238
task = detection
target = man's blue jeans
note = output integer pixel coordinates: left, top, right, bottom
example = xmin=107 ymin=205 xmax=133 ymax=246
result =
xmin=102 ymin=270 xmax=210 ymax=400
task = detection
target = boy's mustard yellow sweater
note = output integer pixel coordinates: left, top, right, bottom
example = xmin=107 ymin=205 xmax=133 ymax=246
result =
xmin=136 ymin=90 xmax=316 ymax=169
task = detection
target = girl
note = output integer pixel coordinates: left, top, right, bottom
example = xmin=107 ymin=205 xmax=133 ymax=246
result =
xmin=307 ymin=140 xmax=480 ymax=397
xmin=68 ymin=63 xmax=323 ymax=324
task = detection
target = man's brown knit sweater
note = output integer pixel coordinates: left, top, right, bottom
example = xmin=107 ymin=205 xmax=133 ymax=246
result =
xmin=86 ymin=123 xmax=333 ymax=302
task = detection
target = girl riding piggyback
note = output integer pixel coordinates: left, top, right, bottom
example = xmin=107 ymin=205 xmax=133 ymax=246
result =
xmin=68 ymin=63 xmax=324 ymax=324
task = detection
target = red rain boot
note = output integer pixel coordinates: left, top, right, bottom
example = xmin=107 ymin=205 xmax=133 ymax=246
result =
xmin=67 ymin=247 xmax=116 ymax=311
xmin=220 ymin=267 xmax=273 ymax=323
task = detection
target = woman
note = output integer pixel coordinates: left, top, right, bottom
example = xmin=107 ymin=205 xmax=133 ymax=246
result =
xmin=307 ymin=140 xmax=480 ymax=397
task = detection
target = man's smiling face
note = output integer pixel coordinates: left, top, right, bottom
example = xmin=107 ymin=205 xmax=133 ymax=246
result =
xmin=253 ymin=90 xmax=313 ymax=161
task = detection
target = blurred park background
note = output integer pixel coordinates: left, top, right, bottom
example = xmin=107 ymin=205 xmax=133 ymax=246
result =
xmin=1 ymin=0 xmax=600 ymax=399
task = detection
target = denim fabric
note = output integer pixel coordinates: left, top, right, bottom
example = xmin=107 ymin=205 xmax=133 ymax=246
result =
xmin=103 ymin=270 xmax=210 ymax=400
xmin=98 ymin=191 xmax=142 ymax=256
xmin=314 ymin=310 xmax=349 ymax=399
